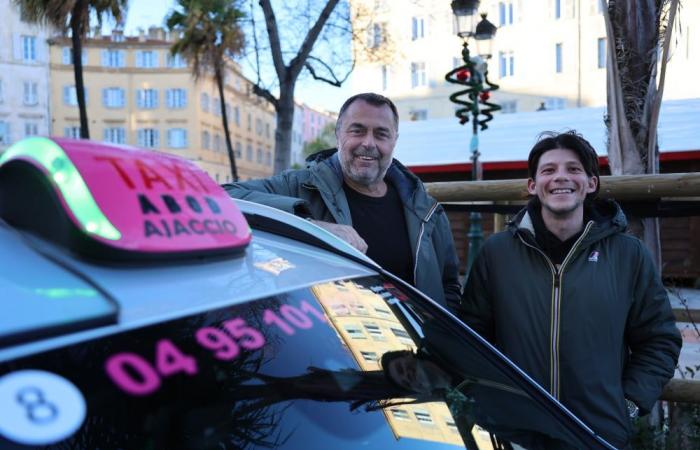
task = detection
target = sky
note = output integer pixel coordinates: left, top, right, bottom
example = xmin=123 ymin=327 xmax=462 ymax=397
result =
xmin=120 ymin=1 xmax=351 ymax=113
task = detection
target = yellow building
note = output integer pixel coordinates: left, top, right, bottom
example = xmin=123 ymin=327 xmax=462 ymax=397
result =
xmin=351 ymin=0 xmax=699 ymax=119
xmin=312 ymin=280 xmax=493 ymax=448
xmin=48 ymin=27 xmax=276 ymax=183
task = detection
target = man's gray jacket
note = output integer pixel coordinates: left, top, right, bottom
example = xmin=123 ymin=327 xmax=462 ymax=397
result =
xmin=459 ymin=199 xmax=681 ymax=448
xmin=223 ymin=149 xmax=461 ymax=308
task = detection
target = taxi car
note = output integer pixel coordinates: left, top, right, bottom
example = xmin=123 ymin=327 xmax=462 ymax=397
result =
xmin=0 ymin=137 xmax=616 ymax=449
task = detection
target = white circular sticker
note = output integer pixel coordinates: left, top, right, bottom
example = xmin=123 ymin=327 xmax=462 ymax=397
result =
xmin=0 ymin=370 xmax=86 ymax=445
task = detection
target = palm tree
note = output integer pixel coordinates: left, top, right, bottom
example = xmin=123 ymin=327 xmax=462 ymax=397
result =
xmin=166 ymin=0 xmax=245 ymax=182
xmin=15 ymin=0 xmax=128 ymax=139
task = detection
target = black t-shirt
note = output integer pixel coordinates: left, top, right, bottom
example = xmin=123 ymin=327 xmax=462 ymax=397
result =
xmin=343 ymin=181 xmax=414 ymax=285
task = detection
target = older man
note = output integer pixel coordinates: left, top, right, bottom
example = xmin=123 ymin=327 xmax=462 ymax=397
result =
xmin=224 ymin=92 xmax=460 ymax=308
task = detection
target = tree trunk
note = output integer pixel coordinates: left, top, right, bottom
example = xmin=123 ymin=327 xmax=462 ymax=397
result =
xmin=273 ymin=86 xmax=296 ymax=174
xmin=70 ymin=1 xmax=89 ymax=139
xmin=216 ymin=68 xmax=238 ymax=182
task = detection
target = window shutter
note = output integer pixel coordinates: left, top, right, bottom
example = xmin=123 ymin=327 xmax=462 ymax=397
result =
xmin=118 ymin=51 xmax=125 ymax=67
xmin=166 ymin=89 xmax=173 ymax=108
xmin=153 ymin=90 xmax=159 ymax=108
xmin=182 ymin=130 xmax=188 ymax=147
xmin=152 ymin=51 xmax=159 ymax=68
xmin=167 ymin=129 xmax=172 ymax=147
xmin=103 ymin=128 xmax=109 ymax=141
xmin=136 ymin=90 xmax=143 ymax=108
xmin=154 ymin=130 xmax=160 ymax=148
xmin=137 ymin=129 xmax=144 ymax=147
xmin=119 ymin=89 xmax=125 ymax=107
xmin=35 ymin=38 xmax=46 ymax=63
xmin=101 ymin=50 xmax=109 ymax=66
xmin=135 ymin=51 xmax=143 ymax=68
xmin=63 ymin=86 xmax=70 ymax=105
xmin=62 ymin=47 xmax=71 ymax=64
xmin=181 ymin=90 xmax=187 ymax=107
xmin=102 ymin=88 xmax=109 ymax=107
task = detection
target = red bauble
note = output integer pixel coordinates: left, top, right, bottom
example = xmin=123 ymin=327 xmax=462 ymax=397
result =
xmin=480 ymin=91 xmax=491 ymax=101
xmin=456 ymin=69 xmax=471 ymax=81
xmin=459 ymin=117 xmax=468 ymax=125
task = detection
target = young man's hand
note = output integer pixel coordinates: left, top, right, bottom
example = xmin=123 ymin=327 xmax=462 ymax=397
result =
xmin=308 ymin=219 xmax=368 ymax=254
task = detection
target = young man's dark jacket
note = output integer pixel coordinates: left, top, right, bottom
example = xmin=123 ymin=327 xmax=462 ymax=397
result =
xmin=223 ymin=149 xmax=461 ymax=308
xmin=459 ymin=198 xmax=681 ymax=448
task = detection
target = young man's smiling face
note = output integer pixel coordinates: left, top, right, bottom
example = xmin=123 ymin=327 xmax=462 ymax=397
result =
xmin=336 ymin=100 xmax=397 ymax=193
xmin=527 ymin=148 xmax=598 ymax=218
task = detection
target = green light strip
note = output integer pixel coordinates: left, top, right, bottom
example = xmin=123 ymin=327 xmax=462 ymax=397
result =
xmin=0 ymin=137 xmax=121 ymax=241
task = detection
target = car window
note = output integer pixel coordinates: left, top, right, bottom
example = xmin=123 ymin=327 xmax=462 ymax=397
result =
xmin=0 ymin=275 xmax=614 ymax=449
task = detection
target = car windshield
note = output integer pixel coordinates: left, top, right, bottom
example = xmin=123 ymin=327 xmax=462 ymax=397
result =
xmin=0 ymin=275 xmax=614 ymax=450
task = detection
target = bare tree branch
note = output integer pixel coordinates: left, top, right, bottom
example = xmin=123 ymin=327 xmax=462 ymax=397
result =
xmin=287 ymin=0 xmax=341 ymax=80
xmin=252 ymin=84 xmax=279 ymax=109
xmin=304 ymin=55 xmax=354 ymax=87
xmin=258 ymin=0 xmax=286 ymax=81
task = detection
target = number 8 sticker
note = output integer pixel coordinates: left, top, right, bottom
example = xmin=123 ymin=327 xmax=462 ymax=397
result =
xmin=0 ymin=370 xmax=86 ymax=445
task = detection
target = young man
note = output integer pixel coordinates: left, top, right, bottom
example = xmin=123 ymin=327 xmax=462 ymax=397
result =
xmin=224 ymin=93 xmax=461 ymax=308
xmin=460 ymin=131 xmax=681 ymax=448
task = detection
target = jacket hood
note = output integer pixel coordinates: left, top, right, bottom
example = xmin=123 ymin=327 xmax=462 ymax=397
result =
xmin=508 ymin=197 xmax=627 ymax=245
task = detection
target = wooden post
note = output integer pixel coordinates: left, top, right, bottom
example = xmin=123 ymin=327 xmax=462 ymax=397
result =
xmin=426 ymin=173 xmax=700 ymax=202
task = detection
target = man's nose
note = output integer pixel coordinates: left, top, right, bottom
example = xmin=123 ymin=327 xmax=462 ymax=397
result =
xmin=362 ymin=132 xmax=376 ymax=148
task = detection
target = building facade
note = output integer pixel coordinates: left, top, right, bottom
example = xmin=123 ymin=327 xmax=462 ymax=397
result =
xmin=350 ymin=0 xmax=699 ymax=120
xmin=0 ymin=0 xmax=53 ymax=152
xmin=49 ymin=27 xmax=276 ymax=183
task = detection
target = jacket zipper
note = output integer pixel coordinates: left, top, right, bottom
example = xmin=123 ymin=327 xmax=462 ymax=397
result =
xmin=516 ymin=220 xmax=594 ymax=399
xmin=413 ymin=202 xmax=440 ymax=286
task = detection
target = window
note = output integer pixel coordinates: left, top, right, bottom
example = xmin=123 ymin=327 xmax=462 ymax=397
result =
xmin=214 ymin=134 xmax=222 ymax=152
xmin=374 ymin=307 xmax=391 ymax=317
xmin=390 ymin=327 xmax=410 ymax=339
xmin=137 ymin=128 xmax=160 ymax=148
xmin=136 ymin=89 xmax=159 ymax=109
xmin=234 ymin=106 xmax=240 ymax=126
xmin=501 ymin=100 xmax=518 ymax=114
xmin=101 ymin=49 xmax=125 ymax=68
xmin=360 ymin=351 xmax=378 ymax=362
xmin=167 ymin=53 xmax=187 ymax=68
xmin=265 ymin=123 xmax=270 ymax=138
xmin=265 ymin=151 xmax=272 ymax=166
xmin=363 ymin=322 xmax=384 ymax=339
xmin=390 ymin=409 xmax=410 ymax=420
xmin=136 ymin=50 xmax=159 ymax=68
xmin=166 ymin=89 xmax=187 ymax=109
xmin=247 ymin=113 xmax=252 ymax=131
xmin=61 ymin=47 xmax=87 ymax=65
xmin=343 ymin=325 xmax=365 ymax=339
xmin=410 ymin=62 xmax=426 ymax=88
xmin=555 ymin=43 xmax=563 ymax=73
xmin=102 ymin=88 xmax=125 ymax=108
xmin=23 ymin=81 xmax=38 ymax=106
xmin=64 ymin=126 xmax=81 ymax=139
xmin=597 ymin=37 xmax=606 ymax=68
xmin=21 ymin=35 xmax=36 ymax=61
xmin=202 ymin=131 xmax=210 ymax=149
xmin=255 ymin=118 xmax=262 ymax=136
xmin=411 ymin=17 xmax=425 ymax=40
xmin=235 ymin=142 xmax=242 ymax=158
xmin=201 ymin=93 xmax=210 ymax=112
xmin=367 ymin=22 xmax=385 ymax=48
xmin=381 ymin=65 xmax=389 ymax=91
xmin=246 ymin=144 xmax=253 ymax=161
xmin=213 ymin=99 xmax=221 ymax=116
xmin=24 ymin=122 xmax=39 ymax=137
xmin=509 ymin=53 xmax=515 ymax=76
xmin=409 ymin=110 xmax=427 ymax=121
xmin=446 ymin=420 xmax=458 ymax=432
xmin=256 ymin=148 xmax=263 ymax=164
xmin=0 ymin=121 xmax=9 ymax=145
xmin=545 ymin=97 xmax=566 ymax=110
xmin=509 ymin=2 xmax=514 ymax=24
xmin=499 ymin=2 xmax=507 ymax=26
xmin=0 ymin=79 xmax=3 ymax=104
xmin=414 ymin=410 xmax=433 ymax=425
xmin=103 ymin=127 xmax=126 ymax=144
xmin=167 ymin=128 xmax=188 ymax=148
xmin=555 ymin=0 xmax=562 ymax=19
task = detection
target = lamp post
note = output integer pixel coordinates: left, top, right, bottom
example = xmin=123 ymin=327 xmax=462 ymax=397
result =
xmin=445 ymin=0 xmax=500 ymax=271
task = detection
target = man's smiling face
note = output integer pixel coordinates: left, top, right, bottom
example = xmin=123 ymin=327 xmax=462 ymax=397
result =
xmin=336 ymin=100 xmax=397 ymax=191
xmin=527 ymin=148 xmax=598 ymax=218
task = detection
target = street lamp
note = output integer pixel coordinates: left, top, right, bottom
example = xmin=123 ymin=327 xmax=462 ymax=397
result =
xmin=445 ymin=2 xmax=500 ymax=271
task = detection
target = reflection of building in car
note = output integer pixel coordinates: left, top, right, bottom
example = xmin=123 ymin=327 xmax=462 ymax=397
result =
xmin=313 ymin=280 xmax=469 ymax=446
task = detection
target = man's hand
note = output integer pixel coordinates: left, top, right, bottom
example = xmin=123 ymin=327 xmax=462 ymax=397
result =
xmin=308 ymin=219 xmax=368 ymax=254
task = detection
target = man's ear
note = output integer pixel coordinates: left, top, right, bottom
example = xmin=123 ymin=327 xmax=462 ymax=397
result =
xmin=587 ymin=175 xmax=599 ymax=194
xmin=527 ymin=178 xmax=537 ymax=196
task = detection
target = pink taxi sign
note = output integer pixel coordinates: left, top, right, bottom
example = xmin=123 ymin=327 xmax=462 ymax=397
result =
xmin=0 ymin=137 xmax=251 ymax=257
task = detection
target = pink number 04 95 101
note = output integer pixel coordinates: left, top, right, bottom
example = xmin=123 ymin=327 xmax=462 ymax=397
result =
xmin=106 ymin=300 xmax=327 ymax=395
